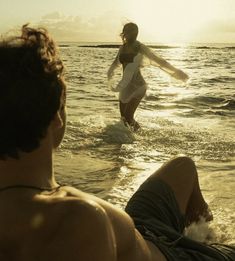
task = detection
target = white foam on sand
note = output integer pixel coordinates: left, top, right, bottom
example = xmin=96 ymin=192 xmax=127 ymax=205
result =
xmin=102 ymin=120 xmax=136 ymax=144
xmin=184 ymin=217 xmax=216 ymax=243
xmin=185 ymin=215 xmax=235 ymax=245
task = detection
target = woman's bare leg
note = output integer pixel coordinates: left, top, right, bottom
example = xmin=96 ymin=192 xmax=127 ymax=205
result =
xmin=119 ymin=102 xmax=128 ymax=120
xmin=119 ymin=97 xmax=142 ymax=130
xmin=148 ymin=157 xmax=213 ymax=226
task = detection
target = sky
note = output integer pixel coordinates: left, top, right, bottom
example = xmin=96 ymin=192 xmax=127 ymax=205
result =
xmin=0 ymin=0 xmax=235 ymax=43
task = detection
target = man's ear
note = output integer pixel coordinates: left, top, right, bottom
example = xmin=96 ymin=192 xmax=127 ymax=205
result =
xmin=52 ymin=111 xmax=64 ymax=129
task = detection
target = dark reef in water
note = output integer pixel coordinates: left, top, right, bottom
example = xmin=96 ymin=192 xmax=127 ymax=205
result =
xmin=79 ymin=44 xmax=121 ymax=48
xmin=78 ymin=44 xmax=179 ymax=49
xmin=59 ymin=43 xmax=235 ymax=50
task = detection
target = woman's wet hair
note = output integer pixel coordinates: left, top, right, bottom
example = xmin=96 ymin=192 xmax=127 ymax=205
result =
xmin=121 ymin=22 xmax=139 ymax=43
xmin=0 ymin=24 xmax=65 ymax=159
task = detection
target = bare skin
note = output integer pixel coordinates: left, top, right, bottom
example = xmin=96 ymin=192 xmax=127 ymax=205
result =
xmin=118 ymin=44 xmax=146 ymax=130
xmin=119 ymin=97 xmax=143 ymax=131
xmin=0 ymin=107 xmax=211 ymax=260
xmin=108 ymin=34 xmax=188 ymax=131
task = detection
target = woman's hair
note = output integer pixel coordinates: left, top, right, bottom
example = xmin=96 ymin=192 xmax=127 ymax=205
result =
xmin=0 ymin=24 xmax=65 ymax=159
xmin=121 ymin=22 xmax=138 ymax=43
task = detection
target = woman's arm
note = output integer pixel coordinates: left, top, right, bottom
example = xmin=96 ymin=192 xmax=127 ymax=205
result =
xmin=140 ymin=43 xmax=189 ymax=82
xmin=107 ymin=47 xmax=122 ymax=80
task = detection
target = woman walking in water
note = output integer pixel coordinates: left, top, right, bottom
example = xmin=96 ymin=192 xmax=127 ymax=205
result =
xmin=107 ymin=22 xmax=188 ymax=131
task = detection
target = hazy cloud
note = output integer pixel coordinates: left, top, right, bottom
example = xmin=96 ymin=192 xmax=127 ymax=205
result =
xmin=205 ymin=19 xmax=235 ymax=33
xmin=37 ymin=12 xmax=123 ymax=42
xmin=3 ymin=12 xmax=233 ymax=43
xmin=194 ymin=19 xmax=235 ymax=43
xmin=42 ymin=12 xmax=63 ymax=20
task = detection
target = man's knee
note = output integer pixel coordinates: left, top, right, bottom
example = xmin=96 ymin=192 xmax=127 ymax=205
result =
xmin=171 ymin=156 xmax=197 ymax=181
xmin=160 ymin=156 xmax=197 ymax=178
xmin=173 ymin=156 xmax=195 ymax=168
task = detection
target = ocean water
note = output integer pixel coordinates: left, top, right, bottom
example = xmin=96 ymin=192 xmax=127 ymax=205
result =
xmin=55 ymin=43 xmax=235 ymax=245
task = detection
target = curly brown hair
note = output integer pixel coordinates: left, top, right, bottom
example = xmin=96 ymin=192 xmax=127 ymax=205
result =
xmin=0 ymin=24 xmax=66 ymax=159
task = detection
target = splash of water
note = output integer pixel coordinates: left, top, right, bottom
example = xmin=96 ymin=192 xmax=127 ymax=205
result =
xmin=184 ymin=217 xmax=216 ymax=243
xmin=102 ymin=120 xmax=136 ymax=144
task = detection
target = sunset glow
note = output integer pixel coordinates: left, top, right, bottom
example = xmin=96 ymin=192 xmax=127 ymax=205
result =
xmin=127 ymin=0 xmax=223 ymax=43
xmin=0 ymin=0 xmax=234 ymax=43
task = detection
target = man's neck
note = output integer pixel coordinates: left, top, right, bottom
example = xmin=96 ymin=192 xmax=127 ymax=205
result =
xmin=0 ymin=138 xmax=58 ymax=189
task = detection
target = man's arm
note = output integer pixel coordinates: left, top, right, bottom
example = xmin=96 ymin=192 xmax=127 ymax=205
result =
xmin=57 ymin=187 xmax=166 ymax=261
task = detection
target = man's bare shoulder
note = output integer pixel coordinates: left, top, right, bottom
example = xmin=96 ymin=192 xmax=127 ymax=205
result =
xmin=0 ymin=188 xmax=116 ymax=261
xmin=41 ymin=191 xmax=117 ymax=261
xmin=54 ymin=186 xmax=167 ymax=261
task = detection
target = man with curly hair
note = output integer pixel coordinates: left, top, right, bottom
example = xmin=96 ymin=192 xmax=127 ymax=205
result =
xmin=0 ymin=25 xmax=234 ymax=260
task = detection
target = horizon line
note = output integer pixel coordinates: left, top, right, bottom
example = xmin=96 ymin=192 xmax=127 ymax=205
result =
xmin=57 ymin=41 xmax=235 ymax=45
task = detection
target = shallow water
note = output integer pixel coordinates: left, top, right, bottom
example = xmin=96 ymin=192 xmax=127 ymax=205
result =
xmin=55 ymin=43 xmax=235 ymax=244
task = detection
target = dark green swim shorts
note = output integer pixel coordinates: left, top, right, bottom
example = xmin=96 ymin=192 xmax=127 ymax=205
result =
xmin=125 ymin=177 xmax=235 ymax=260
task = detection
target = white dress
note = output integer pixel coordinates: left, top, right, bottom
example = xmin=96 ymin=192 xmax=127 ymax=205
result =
xmin=107 ymin=42 xmax=187 ymax=103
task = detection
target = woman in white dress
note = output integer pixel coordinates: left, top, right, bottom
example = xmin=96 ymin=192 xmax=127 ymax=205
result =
xmin=107 ymin=22 xmax=189 ymax=131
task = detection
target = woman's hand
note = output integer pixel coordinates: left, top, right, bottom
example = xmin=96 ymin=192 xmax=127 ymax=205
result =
xmin=107 ymin=69 xmax=114 ymax=80
xmin=172 ymin=69 xmax=189 ymax=82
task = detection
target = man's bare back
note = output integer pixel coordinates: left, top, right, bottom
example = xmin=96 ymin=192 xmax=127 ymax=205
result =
xmin=0 ymin=186 xmax=166 ymax=261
